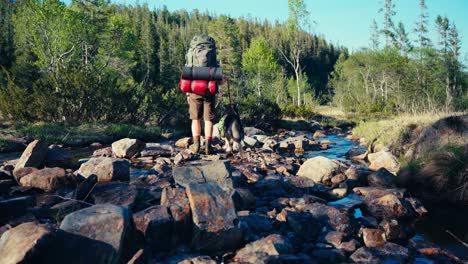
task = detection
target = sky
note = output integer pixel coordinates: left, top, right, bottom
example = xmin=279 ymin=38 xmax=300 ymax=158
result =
xmin=64 ymin=0 xmax=468 ymax=60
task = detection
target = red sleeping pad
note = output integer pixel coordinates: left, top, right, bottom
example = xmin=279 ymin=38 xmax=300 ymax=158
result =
xmin=179 ymin=79 xmax=217 ymax=95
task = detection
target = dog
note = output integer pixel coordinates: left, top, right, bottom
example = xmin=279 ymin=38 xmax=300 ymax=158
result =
xmin=218 ymin=104 xmax=244 ymax=153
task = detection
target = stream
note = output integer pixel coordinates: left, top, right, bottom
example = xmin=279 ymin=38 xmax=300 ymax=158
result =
xmin=0 ymin=134 xmax=466 ymax=259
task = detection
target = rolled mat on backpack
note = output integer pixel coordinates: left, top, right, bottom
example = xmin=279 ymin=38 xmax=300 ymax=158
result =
xmin=179 ymin=79 xmax=217 ymax=95
xmin=181 ymin=66 xmax=223 ymax=81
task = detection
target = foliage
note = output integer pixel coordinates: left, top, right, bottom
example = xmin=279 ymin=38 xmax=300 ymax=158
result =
xmin=238 ymin=95 xmax=281 ymax=129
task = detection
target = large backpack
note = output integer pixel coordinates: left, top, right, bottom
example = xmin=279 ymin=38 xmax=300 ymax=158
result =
xmin=186 ymin=34 xmax=218 ymax=67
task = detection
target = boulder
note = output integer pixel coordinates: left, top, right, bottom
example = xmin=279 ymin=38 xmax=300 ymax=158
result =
xmin=234 ymin=234 xmax=293 ymax=262
xmin=297 ymin=156 xmax=340 ymax=183
xmin=91 ymin=182 xmax=139 ymax=209
xmin=160 ymin=186 xmax=192 ymax=245
xmin=175 ymin=137 xmax=191 ymax=148
xmin=303 ymin=202 xmax=355 ymax=235
xmin=350 ymin=242 xmax=410 ymax=263
xmin=368 ymin=150 xmax=400 ymax=174
xmin=365 ymin=194 xmax=415 ymax=220
xmin=140 ymin=143 xmax=174 ymax=157
xmin=19 ymin=167 xmax=72 ymax=192
xmin=186 ymin=183 xmax=242 ymax=252
xmin=0 ymin=222 xmax=54 ymax=264
xmin=367 ymin=168 xmax=396 ymax=188
xmin=133 ymin=205 xmax=173 ymax=251
xmin=60 ymin=204 xmax=133 ymax=259
xmin=75 ymin=157 xmax=130 ymax=183
xmin=45 ymin=145 xmax=73 ymax=168
xmin=12 ymin=167 xmax=38 ymax=182
xmin=111 ymin=138 xmax=145 ymax=159
xmin=362 ymin=228 xmax=386 ymax=247
xmin=244 ymin=127 xmax=265 ymax=137
xmin=13 ymin=140 xmax=48 ymax=177
xmin=73 ymin=174 xmax=98 ymax=201
xmin=92 ymin=147 xmax=113 ymax=158
xmin=173 ymin=160 xmax=233 ymax=189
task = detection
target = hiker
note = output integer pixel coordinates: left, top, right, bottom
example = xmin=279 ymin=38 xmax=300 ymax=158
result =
xmin=184 ymin=34 xmax=219 ymax=155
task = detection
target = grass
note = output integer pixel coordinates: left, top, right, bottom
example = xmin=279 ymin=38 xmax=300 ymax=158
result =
xmin=0 ymin=121 xmax=164 ymax=151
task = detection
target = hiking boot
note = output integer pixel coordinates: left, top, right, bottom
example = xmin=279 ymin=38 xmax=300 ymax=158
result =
xmin=189 ymin=139 xmax=200 ymax=153
xmin=205 ymin=139 xmax=212 ymax=155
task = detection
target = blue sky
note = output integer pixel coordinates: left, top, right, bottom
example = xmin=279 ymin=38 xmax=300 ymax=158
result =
xmin=65 ymin=0 xmax=468 ymax=61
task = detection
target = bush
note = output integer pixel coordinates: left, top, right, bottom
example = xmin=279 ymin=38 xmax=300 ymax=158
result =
xmin=238 ymin=96 xmax=281 ymax=129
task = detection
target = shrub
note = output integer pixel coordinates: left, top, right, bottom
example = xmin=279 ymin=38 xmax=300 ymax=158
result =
xmin=238 ymin=96 xmax=281 ymax=129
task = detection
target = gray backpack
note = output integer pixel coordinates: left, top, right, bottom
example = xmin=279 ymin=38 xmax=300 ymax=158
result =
xmin=186 ymin=34 xmax=218 ymax=67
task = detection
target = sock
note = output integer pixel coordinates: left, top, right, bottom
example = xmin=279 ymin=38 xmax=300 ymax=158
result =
xmin=193 ymin=135 xmax=200 ymax=142
xmin=206 ymin=136 xmax=212 ymax=141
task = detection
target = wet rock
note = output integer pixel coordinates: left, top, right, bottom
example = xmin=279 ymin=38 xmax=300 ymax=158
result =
xmin=0 ymin=196 xmax=36 ymax=222
xmin=368 ymin=150 xmax=400 ymax=174
xmin=297 ymin=156 xmax=340 ymax=183
xmin=244 ymin=127 xmax=265 ymax=137
xmin=75 ymin=157 xmax=130 ymax=183
xmin=367 ymin=168 xmax=396 ymax=188
xmin=45 ymin=145 xmax=73 ymax=168
xmin=140 ymin=143 xmax=174 ymax=157
xmin=311 ymin=249 xmax=346 ymax=264
xmin=303 ymin=203 xmax=354 ymax=235
xmin=365 ymin=194 xmax=415 ymax=220
xmin=19 ymin=167 xmax=72 ymax=192
xmin=186 ymin=183 xmax=242 ymax=252
xmin=175 ymin=137 xmax=192 ymax=148
xmin=350 ymin=242 xmax=410 ymax=263
xmin=60 ymin=204 xmax=133 ymax=259
xmin=0 ymin=222 xmax=54 ymax=264
xmin=362 ymin=228 xmax=386 ymax=247
xmin=133 ymin=205 xmax=173 ymax=251
xmin=92 ymin=147 xmax=113 ymax=157
xmin=324 ymin=231 xmax=345 ymax=247
xmin=73 ymin=174 xmax=98 ymax=201
xmin=286 ymin=211 xmax=321 ymax=241
xmin=233 ymin=188 xmax=256 ymax=211
xmin=160 ymin=186 xmax=192 ymax=245
xmin=173 ymin=160 xmax=233 ymax=189
xmin=13 ymin=140 xmax=48 ymax=177
xmin=234 ymin=234 xmax=293 ymax=262
xmin=112 ymin=138 xmax=145 ymax=159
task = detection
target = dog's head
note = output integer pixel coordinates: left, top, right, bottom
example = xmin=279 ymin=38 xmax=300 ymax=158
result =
xmin=224 ymin=104 xmax=239 ymax=115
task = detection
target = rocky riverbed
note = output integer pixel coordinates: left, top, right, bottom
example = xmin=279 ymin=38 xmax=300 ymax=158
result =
xmin=0 ymin=125 xmax=465 ymax=264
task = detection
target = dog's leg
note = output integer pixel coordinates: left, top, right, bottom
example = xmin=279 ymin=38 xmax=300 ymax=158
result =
xmin=224 ymin=138 xmax=232 ymax=153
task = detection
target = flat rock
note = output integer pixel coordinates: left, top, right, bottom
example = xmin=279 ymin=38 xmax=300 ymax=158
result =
xmin=297 ymin=156 xmax=340 ymax=183
xmin=13 ymin=140 xmax=48 ymax=178
xmin=111 ymin=138 xmax=145 ymax=159
xmin=60 ymin=204 xmax=133 ymax=259
xmin=367 ymin=168 xmax=396 ymax=188
xmin=350 ymin=242 xmax=410 ymax=263
xmin=133 ymin=205 xmax=173 ymax=251
xmin=91 ymin=182 xmax=139 ymax=209
xmin=75 ymin=157 xmax=129 ymax=183
xmin=186 ymin=183 xmax=242 ymax=252
xmin=368 ymin=150 xmax=400 ymax=174
xmin=173 ymin=160 xmax=233 ymax=189
xmin=234 ymin=234 xmax=293 ymax=262
xmin=140 ymin=143 xmax=174 ymax=157
xmin=19 ymin=167 xmax=72 ymax=192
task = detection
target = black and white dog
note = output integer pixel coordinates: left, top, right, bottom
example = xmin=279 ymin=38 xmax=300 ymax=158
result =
xmin=218 ymin=104 xmax=244 ymax=153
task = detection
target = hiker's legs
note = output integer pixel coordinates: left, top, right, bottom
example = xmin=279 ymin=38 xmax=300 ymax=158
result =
xmin=192 ymin=119 xmax=201 ymax=139
xmin=204 ymin=121 xmax=213 ymax=139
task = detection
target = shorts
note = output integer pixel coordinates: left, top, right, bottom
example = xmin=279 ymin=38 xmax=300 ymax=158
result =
xmin=188 ymin=93 xmax=215 ymax=121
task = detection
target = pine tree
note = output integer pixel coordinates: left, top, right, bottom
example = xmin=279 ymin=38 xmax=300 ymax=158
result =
xmin=369 ymin=19 xmax=380 ymax=50
xmin=394 ymin=21 xmax=412 ymax=54
xmin=379 ymin=0 xmax=395 ymax=47
xmin=414 ymin=0 xmax=431 ymax=50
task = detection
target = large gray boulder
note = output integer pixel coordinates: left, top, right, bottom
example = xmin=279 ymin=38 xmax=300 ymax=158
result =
xmin=297 ymin=156 xmax=340 ymax=183
xmin=60 ymin=204 xmax=133 ymax=259
xmin=13 ymin=140 xmax=48 ymax=179
xmin=186 ymin=183 xmax=242 ymax=252
xmin=75 ymin=157 xmax=129 ymax=183
xmin=368 ymin=150 xmax=400 ymax=174
xmin=111 ymin=138 xmax=145 ymax=159
xmin=173 ymin=160 xmax=233 ymax=189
